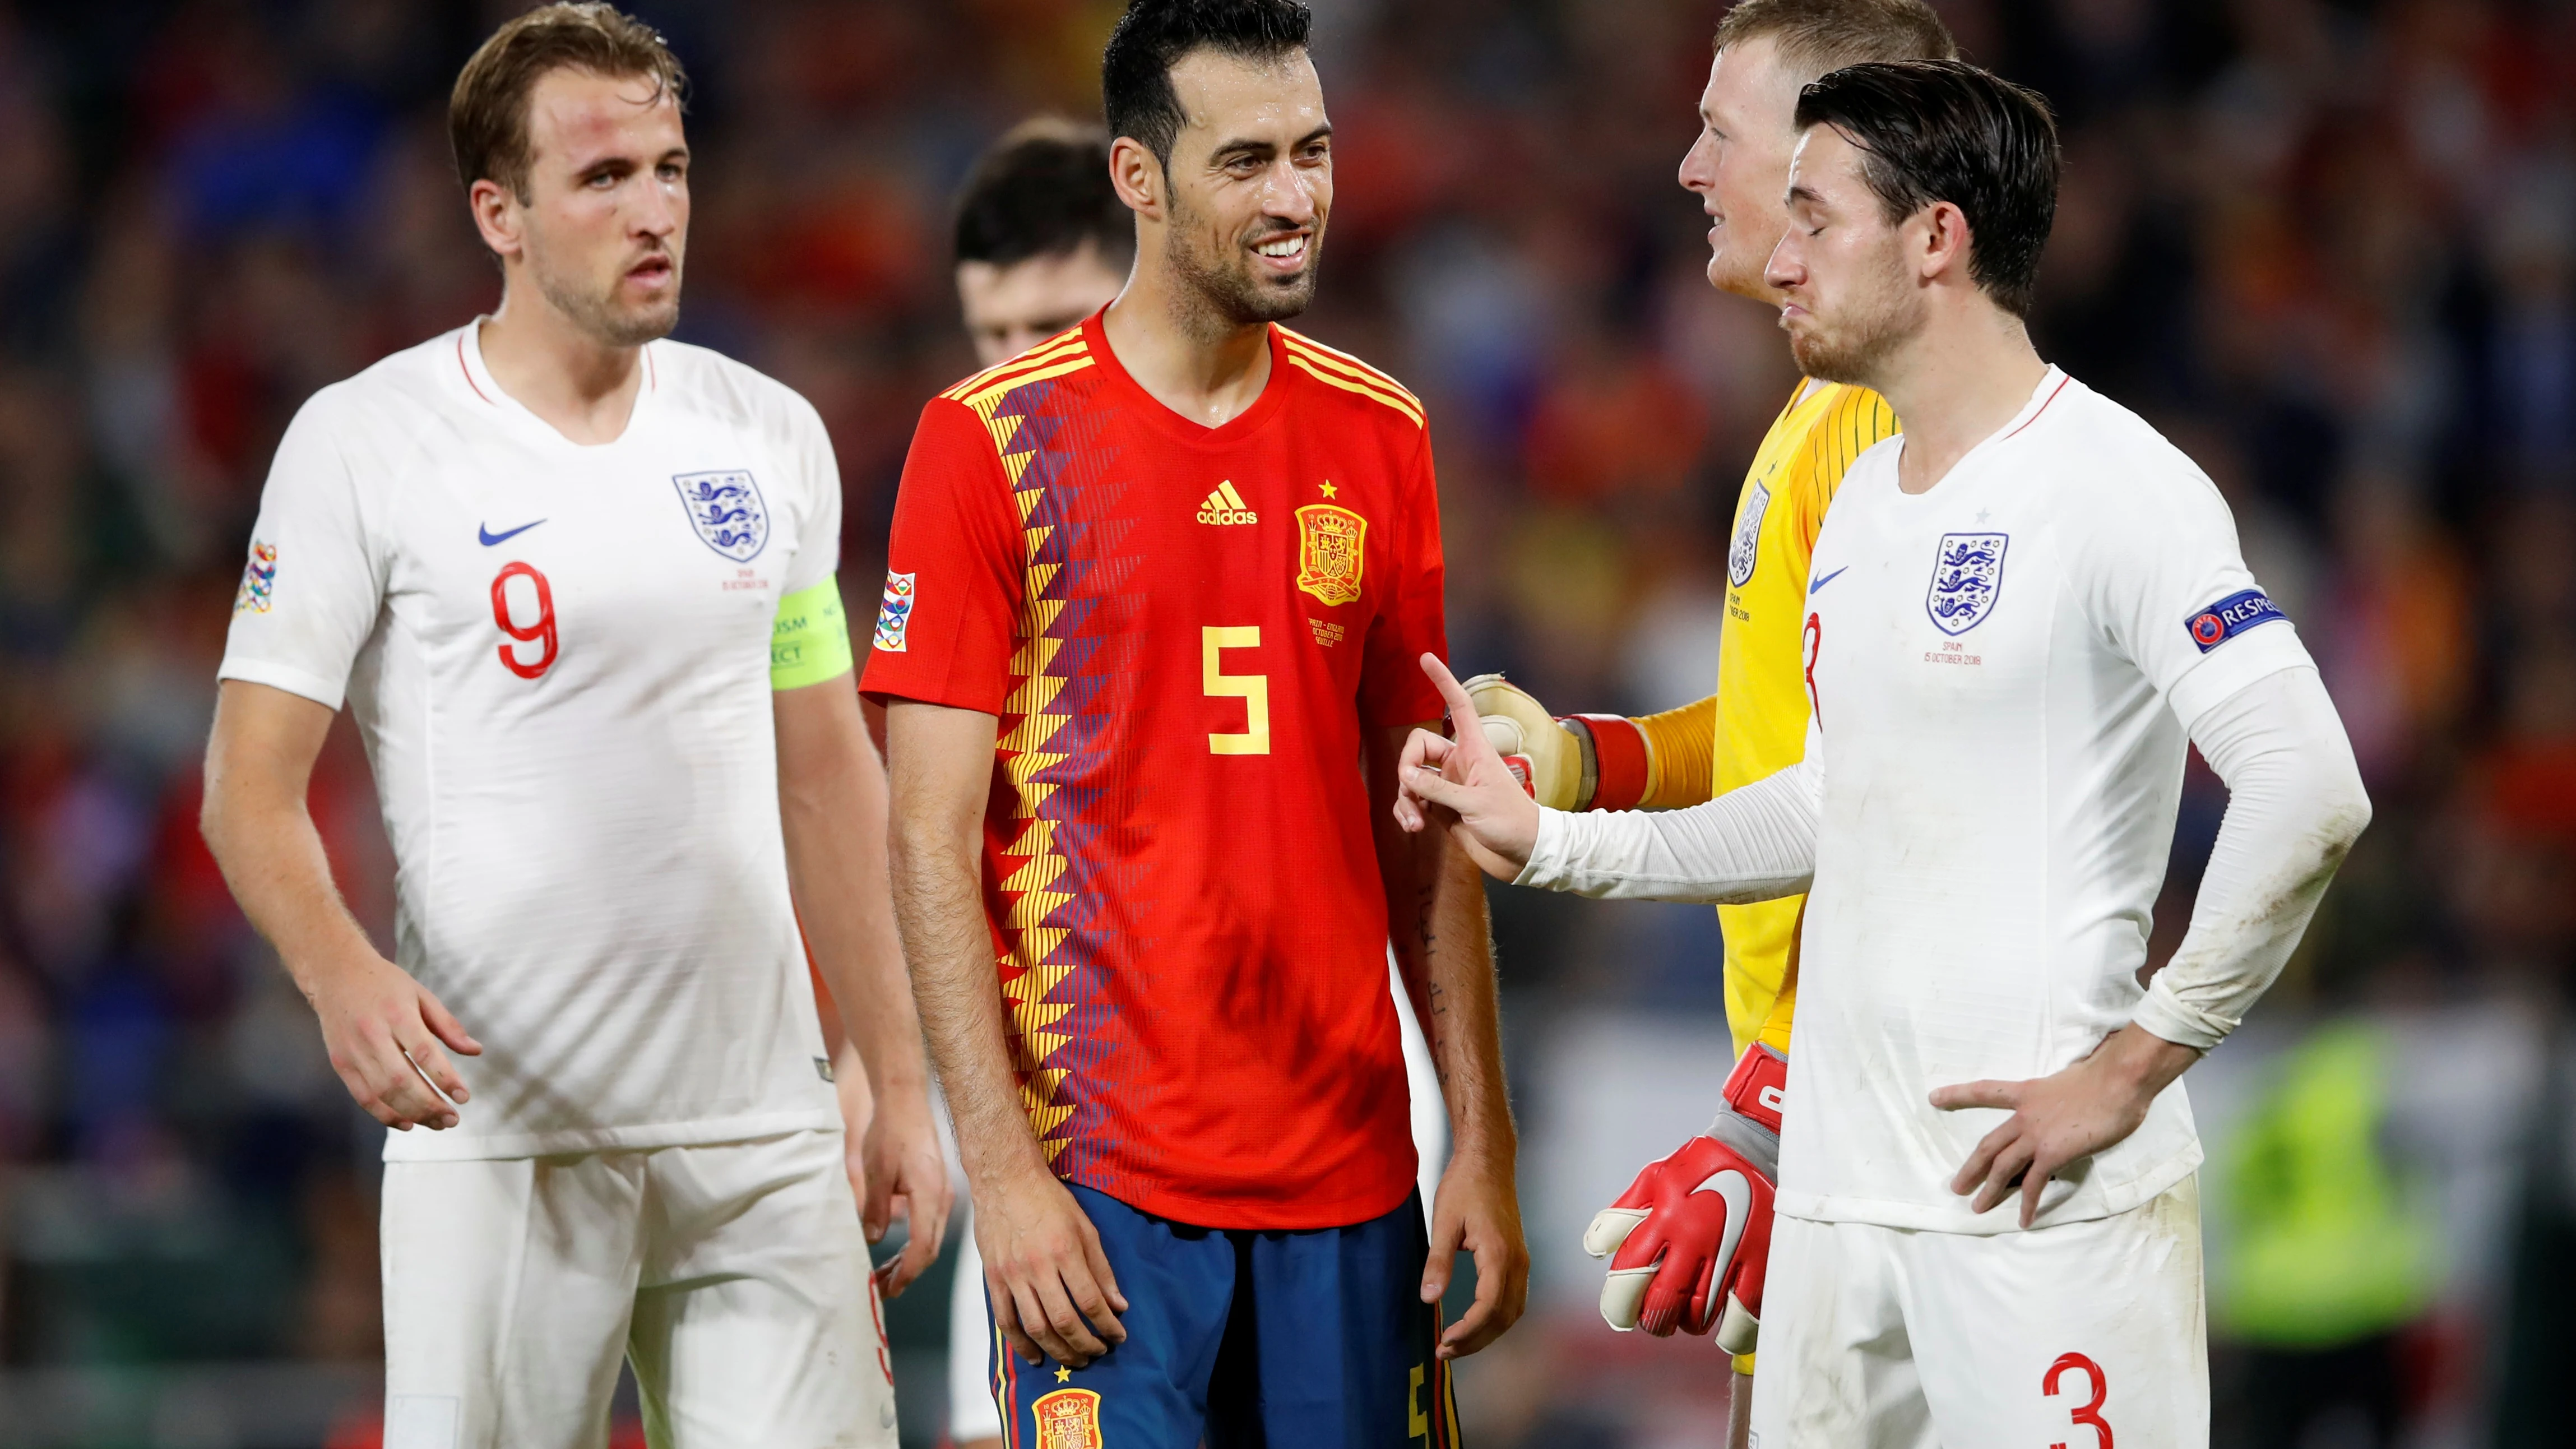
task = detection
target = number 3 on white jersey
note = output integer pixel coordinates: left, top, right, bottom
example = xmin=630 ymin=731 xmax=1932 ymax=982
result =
xmin=2045 ymin=1351 xmax=2111 ymax=1449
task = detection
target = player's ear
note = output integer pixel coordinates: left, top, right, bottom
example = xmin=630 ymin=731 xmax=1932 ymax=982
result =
xmin=1108 ymin=135 xmax=1164 ymax=221
xmin=1917 ymin=200 xmax=1970 ymax=285
xmin=468 ymin=177 xmax=525 ymax=262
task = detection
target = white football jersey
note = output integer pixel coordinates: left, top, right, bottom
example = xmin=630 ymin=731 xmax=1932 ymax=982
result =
xmin=1786 ymin=367 xmax=2311 ymax=1233
xmin=219 ymin=322 xmax=846 ymax=1161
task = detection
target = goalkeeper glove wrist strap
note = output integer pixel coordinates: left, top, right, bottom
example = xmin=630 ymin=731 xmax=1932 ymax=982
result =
xmin=1705 ymin=1105 xmax=1780 ymax=1180
xmin=1565 ymin=714 xmax=1654 ymax=812
xmin=1705 ymin=1041 xmax=1788 ymax=1174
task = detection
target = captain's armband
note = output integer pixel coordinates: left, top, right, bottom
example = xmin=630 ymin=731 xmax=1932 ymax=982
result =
xmin=771 ymin=576 xmax=855 ymax=689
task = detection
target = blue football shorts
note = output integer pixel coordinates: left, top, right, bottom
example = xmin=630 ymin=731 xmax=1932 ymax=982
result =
xmin=989 ymin=1183 xmax=1461 ymax=1448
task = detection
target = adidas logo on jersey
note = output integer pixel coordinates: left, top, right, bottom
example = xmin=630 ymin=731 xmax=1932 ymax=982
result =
xmin=1197 ymin=482 xmax=1258 ymax=525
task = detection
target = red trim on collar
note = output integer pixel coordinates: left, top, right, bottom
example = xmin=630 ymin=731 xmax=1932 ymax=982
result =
xmin=1998 ymin=374 xmax=2069 ymax=442
xmin=457 ymin=333 xmax=495 ymax=406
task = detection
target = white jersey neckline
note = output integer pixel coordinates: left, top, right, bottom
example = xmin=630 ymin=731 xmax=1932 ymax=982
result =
xmin=1884 ymin=363 xmax=2070 ymax=503
xmin=452 ymin=317 xmax=666 ymax=453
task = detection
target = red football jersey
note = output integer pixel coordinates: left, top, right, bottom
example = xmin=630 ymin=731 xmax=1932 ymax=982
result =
xmin=861 ymin=312 xmax=1448 ymax=1229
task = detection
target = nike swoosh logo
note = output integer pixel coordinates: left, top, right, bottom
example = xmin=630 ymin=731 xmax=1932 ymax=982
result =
xmin=479 ymin=519 xmax=546 ymax=547
xmin=1695 ymin=1168 xmax=1754 ymax=1275
xmin=1808 ymin=565 xmax=1848 ymax=595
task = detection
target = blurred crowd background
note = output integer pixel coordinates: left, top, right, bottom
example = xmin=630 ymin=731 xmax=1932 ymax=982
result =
xmin=1 ymin=0 xmax=2573 ymax=1445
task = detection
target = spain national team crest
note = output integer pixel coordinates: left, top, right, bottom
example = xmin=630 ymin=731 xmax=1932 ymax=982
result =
xmin=1031 ymin=1388 xmax=1102 ymax=1449
xmin=672 ymin=470 xmax=769 ymax=562
xmin=1295 ymin=503 xmax=1367 ymax=607
xmin=1926 ymin=531 xmax=2008 ymax=635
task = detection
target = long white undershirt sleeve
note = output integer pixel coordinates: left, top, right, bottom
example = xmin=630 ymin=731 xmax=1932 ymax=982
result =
xmin=1514 ymin=757 xmax=1822 ymax=904
xmin=2132 ymin=665 xmax=2371 ymax=1050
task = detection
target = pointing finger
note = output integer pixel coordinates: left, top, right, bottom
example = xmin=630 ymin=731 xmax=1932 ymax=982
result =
xmin=1418 ymin=655 xmax=1490 ymax=754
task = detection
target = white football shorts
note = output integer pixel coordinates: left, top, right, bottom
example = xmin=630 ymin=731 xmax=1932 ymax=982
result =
xmin=380 ymin=1128 xmax=896 ymax=1449
xmin=1749 ymin=1175 xmax=2206 ymax=1449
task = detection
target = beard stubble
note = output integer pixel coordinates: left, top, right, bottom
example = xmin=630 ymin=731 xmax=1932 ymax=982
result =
xmin=1164 ymin=188 xmax=1317 ymax=336
xmin=532 ymin=237 xmax=684 ymax=349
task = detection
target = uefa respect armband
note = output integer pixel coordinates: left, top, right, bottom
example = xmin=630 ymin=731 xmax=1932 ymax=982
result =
xmin=771 ymin=576 xmax=855 ymax=689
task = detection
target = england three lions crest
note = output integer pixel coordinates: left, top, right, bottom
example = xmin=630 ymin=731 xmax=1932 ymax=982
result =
xmin=1295 ymin=503 xmax=1367 ymax=607
xmin=1926 ymin=531 xmax=2008 ymax=635
xmin=1729 ymin=479 xmax=1771 ymax=587
xmin=673 ymin=470 xmax=768 ymax=562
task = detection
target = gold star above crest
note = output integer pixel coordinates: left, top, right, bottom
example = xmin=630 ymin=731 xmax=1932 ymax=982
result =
xmin=1055 ymin=1365 xmax=1073 ymax=1383
xmin=1319 ymin=480 xmax=1338 ymax=498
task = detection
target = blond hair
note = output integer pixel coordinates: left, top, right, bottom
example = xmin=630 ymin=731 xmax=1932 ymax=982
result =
xmin=1713 ymin=0 xmax=1957 ymax=78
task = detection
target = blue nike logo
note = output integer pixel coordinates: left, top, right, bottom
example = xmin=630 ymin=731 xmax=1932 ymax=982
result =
xmin=1809 ymin=565 xmax=1848 ymax=595
xmin=479 ymin=519 xmax=546 ymax=547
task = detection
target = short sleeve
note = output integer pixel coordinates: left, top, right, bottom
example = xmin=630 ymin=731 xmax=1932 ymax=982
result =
xmin=216 ymin=395 xmax=386 ymax=710
xmin=1356 ymin=427 xmax=1449 ymax=728
xmin=2083 ymin=450 xmax=2313 ymax=730
xmin=779 ymin=390 xmax=843 ymax=597
xmin=856 ymin=399 xmax=1023 ymax=714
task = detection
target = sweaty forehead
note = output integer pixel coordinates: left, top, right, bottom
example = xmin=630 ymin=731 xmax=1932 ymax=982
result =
xmin=526 ymin=68 xmax=683 ymax=166
xmin=1166 ymin=49 xmax=1324 ymax=150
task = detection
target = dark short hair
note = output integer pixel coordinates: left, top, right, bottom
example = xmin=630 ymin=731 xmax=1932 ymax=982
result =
xmin=1101 ymin=0 xmax=1313 ymax=169
xmin=1794 ymin=60 xmax=2059 ymax=316
xmin=1713 ymin=0 xmax=1957 ymax=75
xmin=450 ymin=2 xmax=685 ymax=202
xmin=955 ymin=118 xmax=1135 ymax=271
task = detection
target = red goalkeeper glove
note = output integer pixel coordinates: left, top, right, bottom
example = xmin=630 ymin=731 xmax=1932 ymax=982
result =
xmin=1583 ymin=1042 xmax=1784 ymax=1354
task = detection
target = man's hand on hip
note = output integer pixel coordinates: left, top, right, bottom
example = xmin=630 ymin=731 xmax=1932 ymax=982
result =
xmin=1932 ymin=1022 xmax=2200 ymax=1228
xmin=305 ymin=951 xmax=481 ymax=1131
xmin=975 ymin=1157 xmax=1129 ymax=1368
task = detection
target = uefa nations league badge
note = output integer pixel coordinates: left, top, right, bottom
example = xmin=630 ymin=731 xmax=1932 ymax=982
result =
xmin=673 ymin=470 xmax=769 ymax=562
xmin=1926 ymin=531 xmax=2008 ymax=635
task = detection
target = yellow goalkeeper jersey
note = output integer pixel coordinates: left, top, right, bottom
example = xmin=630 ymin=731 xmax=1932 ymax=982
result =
xmin=1639 ymin=379 xmax=1898 ymax=1059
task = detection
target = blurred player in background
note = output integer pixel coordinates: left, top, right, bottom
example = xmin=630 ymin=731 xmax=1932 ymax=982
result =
xmin=197 ymin=7 xmax=944 ymax=1446
xmin=1462 ymin=0 xmax=1952 ymax=1440
xmin=935 ymin=114 xmax=1451 ymax=1449
xmin=1398 ymin=58 xmax=2370 ymax=1448
xmin=954 ymin=118 xmax=1134 ymax=369
xmin=872 ymin=2 xmax=1525 ymax=1445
